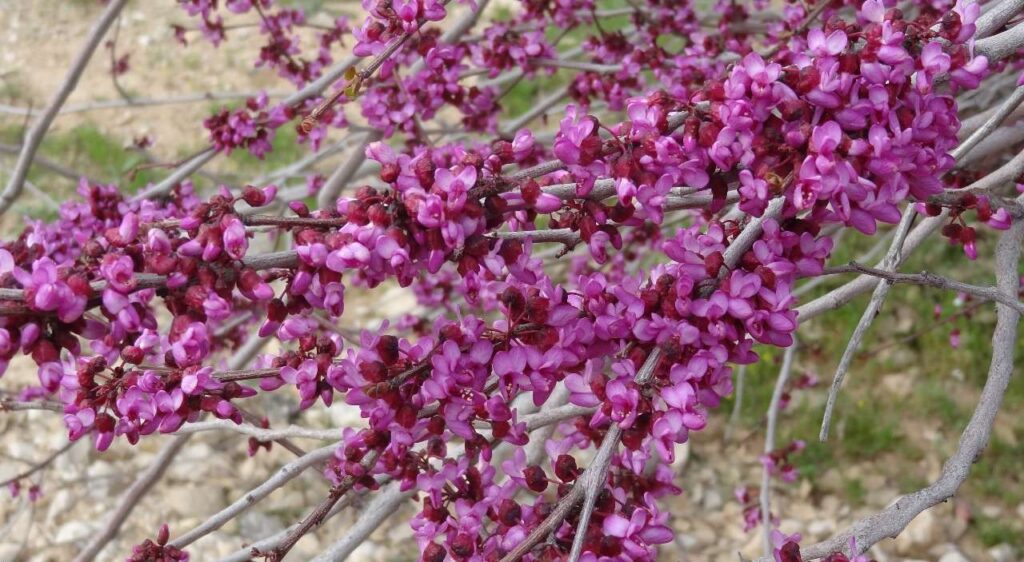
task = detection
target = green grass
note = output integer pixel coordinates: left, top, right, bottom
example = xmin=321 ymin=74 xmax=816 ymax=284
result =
xmin=39 ymin=125 xmax=161 ymax=191
xmin=0 ymin=123 xmax=214 ymax=221
xmin=972 ymin=515 xmax=1024 ymax=548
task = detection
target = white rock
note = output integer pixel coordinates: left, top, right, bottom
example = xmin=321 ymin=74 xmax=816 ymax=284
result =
xmin=701 ymin=488 xmax=723 ymax=510
xmin=989 ymin=544 xmax=1017 ymax=562
xmin=45 ymin=488 xmax=74 ymax=525
xmin=937 ymin=550 xmax=970 ymax=562
xmin=0 ymin=544 xmax=22 ymax=560
xmin=807 ymin=520 xmax=834 ymax=538
xmin=893 ymin=509 xmax=939 ymax=554
xmin=240 ymin=511 xmax=284 ymax=540
xmin=55 ymin=520 xmax=93 ymax=543
xmin=981 ymin=504 xmax=1002 ymax=518
xmin=164 ymin=484 xmax=224 ymax=516
xmin=881 ymin=373 xmax=913 ymax=397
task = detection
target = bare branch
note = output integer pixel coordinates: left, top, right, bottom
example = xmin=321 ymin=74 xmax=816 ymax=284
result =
xmin=214 ymin=490 xmax=364 ymax=562
xmin=172 ymin=420 xmax=341 ymax=441
xmin=797 ymin=213 xmax=946 ymax=322
xmin=0 ymin=0 xmax=129 ymax=215
xmin=130 ymin=147 xmax=218 ymax=203
xmin=823 ymin=263 xmax=1024 ymax=314
xmin=260 ymin=451 xmax=380 ymax=561
xmin=950 ymin=85 xmax=1024 ymax=161
xmin=761 ymin=340 xmax=797 ymax=556
xmin=169 ymin=444 xmax=338 ymax=549
xmin=72 ymin=434 xmax=191 ymax=562
xmin=522 ymin=403 xmax=596 ymax=432
xmin=532 ymin=59 xmax=622 ymax=73
xmin=0 ymin=143 xmax=89 ymax=182
xmin=0 ymin=440 xmax=78 ymax=489
xmin=819 ymin=207 xmax=917 ymax=441
xmin=316 ymin=131 xmax=383 ymax=210
xmin=760 ymin=202 xmax=1024 ymax=561
xmin=0 ymin=91 xmax=290 ymax=117
xmin=0 ymin=398 xmax=63 ymax=412
xmin=308 ymin=482 xmax=415 ymax=561
xmin=976 ymin=0 xmax=1024 ymax=37
xmin=975 ymin=20 xmax=1024 ymax=61
xmin=501 ymin=86 xmax=570 ymax=137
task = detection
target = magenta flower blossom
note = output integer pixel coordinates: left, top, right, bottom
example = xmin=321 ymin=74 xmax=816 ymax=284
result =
xmin=100 ymin=254 xmax=137 ymax=293
xmin=553 ymin=105 xmax=599 ymax=166
xmin=12 ymin=257 xmax=87 ymax=323
xmin=222 ymin=215 xmax=248 ymax=260
xmin=281 ymin=359 xmax=326 ymax=409
xmin=170 ymin=322 xmax=210 ymax=368
xmin=601 ymin=499 xmax=674 ymax=558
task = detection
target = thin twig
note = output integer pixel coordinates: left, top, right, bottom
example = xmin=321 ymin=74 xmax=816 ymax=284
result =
xmin=308 ymin=482 xmax=415 ymax=561
xmin=169 ymin=444 xmax=338 ymax=549
xmin=173 ymin=420 xmax=341 ymax=441
xmin=316 ymin=131 xmax=381 ymax=210
xmin=0 ymin=398 xmax=63 ymax=412
xmin=0 ymin=91 xmax=291 ymax=117
xmin=260 ymin=450 xmax=380 ymax=561
xmin=823 ymin=263 xmax=1024 ymax=314
xmin=761 ymin=340 xmax=797 ymax=556
xmin=0 ymin=440 xmax=78 ymax=489
xmin=72 ymin=434 xmax=191 ymax=562
xmin=819 ymin=208 xmax=916 ymax=441
xmin=951 ymin=85 xmax=1024 ymax=162
xmin=213 ymin=493 xmax=361 ymax=562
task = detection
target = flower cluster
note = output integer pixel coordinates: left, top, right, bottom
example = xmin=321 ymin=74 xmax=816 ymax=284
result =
xmin=204 ymin=93 xmax=291 ymax=158
xmin=0 ymin=0 xmax=1017 ymax=560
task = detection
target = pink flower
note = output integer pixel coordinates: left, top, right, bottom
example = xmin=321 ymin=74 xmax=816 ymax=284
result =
xmin=12 ymin=258 xmax=86 ymax=323
xmin=171 ymin=322 xmax=210 ymax=368
xmin=222 ymin=215 xmax=248 ymax=260
xmin=100 ymin=254 xmax=137 ymax=293
xmin=807 ymin=28 xmax=847 ymax=56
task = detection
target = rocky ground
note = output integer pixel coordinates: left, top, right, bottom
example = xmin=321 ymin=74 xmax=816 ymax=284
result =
xmin=1 ymin=1 xmax=1022 ymax=561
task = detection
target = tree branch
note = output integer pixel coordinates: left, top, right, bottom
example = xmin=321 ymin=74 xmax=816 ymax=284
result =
xmin=308 ymin=482 xmax=415 ymax=561
xmin=173 ymin=420 xmax=340 ymax=441
xmin=72 ymin=434 xmax=192 ymax=562
xmin=0 ymin=0 xmax=129 ymax=215
xmin=823 ymin=263 xmax=1024 ymax=314
xmin=316 ymin=131 xmax=382 ymax=210
xmin=501 ymin=349 xmax=662 ymax=562
xmin=761 ymin=340 xmax=797 ymax=556
xmin=168 ymin=444 xmax=338 ymax=549
xmin=259 ymin=450 xmax=380 ymax=561
xmin=975 ymin=0 xmax=1024 ymax=37
xmin=950 ymin=85 xmax=1024 ymax=161
xmin=759 ymin=200 xmax=1024 ymax=561
xmin=819 ymin=207 xmax=916 ymax=441
xmin=0 ymin=440 xmax=78 ymax=489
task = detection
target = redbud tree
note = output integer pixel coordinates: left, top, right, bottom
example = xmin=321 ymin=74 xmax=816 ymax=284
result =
xmin=1 ymin=0 xmax=1023 ymax=560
